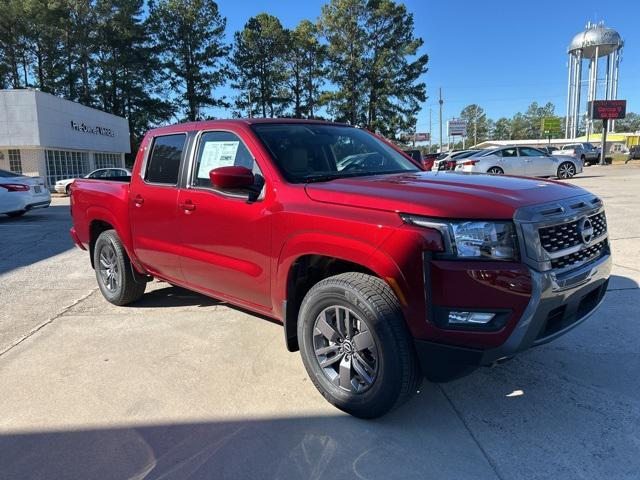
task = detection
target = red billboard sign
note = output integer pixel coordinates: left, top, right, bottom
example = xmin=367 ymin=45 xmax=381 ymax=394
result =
xmin=588 ymin=100 xmax=626 ymax=120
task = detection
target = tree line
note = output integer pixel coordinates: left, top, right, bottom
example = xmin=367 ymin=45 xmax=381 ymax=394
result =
xmin=0 ymin=0 xmax=428 ymax=148
xmin=447 ymin=102 xmax=640 ymax=150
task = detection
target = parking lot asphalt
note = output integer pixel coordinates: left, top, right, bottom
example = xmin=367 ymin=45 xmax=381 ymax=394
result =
xmin=0 ymin=165 xmax=639 ymax=480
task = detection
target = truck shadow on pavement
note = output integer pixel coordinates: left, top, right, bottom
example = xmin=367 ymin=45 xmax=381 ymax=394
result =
xmin=132 ymin=285 xmax=223 ymax=308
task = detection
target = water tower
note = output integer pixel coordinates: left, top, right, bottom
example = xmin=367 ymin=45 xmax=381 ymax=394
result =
xmin=565 ymin=22 xmax=623 ymax=138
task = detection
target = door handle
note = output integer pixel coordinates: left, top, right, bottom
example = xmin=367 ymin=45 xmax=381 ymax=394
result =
xmin=179 ymin=200 xmax=196 ymax=212
xmin=133 ymin=195 xmax=144 ymax=207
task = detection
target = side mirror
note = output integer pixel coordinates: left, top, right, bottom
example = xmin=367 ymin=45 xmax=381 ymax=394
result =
xmin=209 ymin=166 xmax=254 ymax=189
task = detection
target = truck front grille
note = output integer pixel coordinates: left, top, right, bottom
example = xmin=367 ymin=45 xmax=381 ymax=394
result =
xmin=550 ymin=239 xmax=607 ymax=270
xmin=539 ymin=211 xmax=607 ymax=252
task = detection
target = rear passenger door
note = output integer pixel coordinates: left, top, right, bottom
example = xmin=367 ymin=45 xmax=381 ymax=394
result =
xmin=130 ymin=133 xmax=187 ymax=283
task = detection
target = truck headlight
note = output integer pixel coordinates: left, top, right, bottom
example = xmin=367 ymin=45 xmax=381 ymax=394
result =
xmin=401 ymin=215 xmax=518 ymax=261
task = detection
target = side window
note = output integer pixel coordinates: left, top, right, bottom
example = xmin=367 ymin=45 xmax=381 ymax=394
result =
xmin=502 ymin=148 xmax=517 ymax=157
xmin=192 ymin=131 xmax=264 ymax=193
xmin=145 ymin=134 xmax=186 ymax=185
xmin=519 ymin=147 xmax=541 ymax=157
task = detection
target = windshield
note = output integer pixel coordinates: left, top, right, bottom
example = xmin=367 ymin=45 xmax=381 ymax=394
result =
xmin=252 ymin=123 xmax=420 ymax=183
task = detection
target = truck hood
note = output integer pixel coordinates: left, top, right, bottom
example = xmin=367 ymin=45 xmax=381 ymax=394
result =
xmin=304 ymin=171 xmax=585 ymax=219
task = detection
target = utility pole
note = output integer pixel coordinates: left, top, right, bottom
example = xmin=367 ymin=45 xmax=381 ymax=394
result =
xmin=247 ymin=90 xmax=252 ymax=118
xmin=429 ymin=108 xmax=432 ymax=153
xmin=439 ymin=88 xmax=443 ymax=153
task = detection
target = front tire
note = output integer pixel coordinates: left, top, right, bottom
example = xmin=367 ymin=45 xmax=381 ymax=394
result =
xmin=557 ymin=162 xmax=576 ymax=179
xmin=298 ymin=273 xmax=421 ymax=418
xmin=94 ymin=230 xmax=146 ymax=305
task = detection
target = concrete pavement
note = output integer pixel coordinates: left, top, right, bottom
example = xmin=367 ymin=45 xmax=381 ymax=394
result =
xmin=0 ymin=166 xmax=639 ymax=479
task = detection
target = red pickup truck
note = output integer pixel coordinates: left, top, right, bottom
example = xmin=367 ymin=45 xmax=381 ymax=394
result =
xmin=70 ymin=119 xmax=611 ymax=418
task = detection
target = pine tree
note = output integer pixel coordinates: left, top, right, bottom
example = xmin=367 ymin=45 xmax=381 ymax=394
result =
xmin=231 ymin=13 xmax=289 ymax=118
xmin=149 ymin=0 xmax=229 ymax=121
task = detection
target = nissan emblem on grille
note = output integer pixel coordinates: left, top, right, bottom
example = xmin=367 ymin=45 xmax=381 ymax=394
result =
xmin=579 ymin=217 xmax=595 ymax=245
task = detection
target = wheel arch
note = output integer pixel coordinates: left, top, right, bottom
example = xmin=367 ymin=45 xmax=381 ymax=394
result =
xmin=276 ymin=236 xmax=409 ymax=352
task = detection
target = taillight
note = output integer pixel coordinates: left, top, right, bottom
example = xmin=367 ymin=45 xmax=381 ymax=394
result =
xmin=0 ymin=183 xmax=29 ymax=192
xmin=462 ymin=160 xmax=479 ymax=166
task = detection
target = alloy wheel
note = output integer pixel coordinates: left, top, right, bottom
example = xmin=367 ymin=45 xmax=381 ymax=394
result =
xmin=98 ymin=243 xmax=120 ymax=292
xmin=312 ymin=305 xmax=379 ymax=393
xmin=559 ymin=163 xmax=576 ymax=179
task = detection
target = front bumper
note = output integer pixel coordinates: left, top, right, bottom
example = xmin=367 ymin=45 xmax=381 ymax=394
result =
xmin=414 ymin=253 xmax=611 ymax=367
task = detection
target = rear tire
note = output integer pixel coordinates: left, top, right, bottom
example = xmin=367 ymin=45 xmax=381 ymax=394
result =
xmin=6 ymin=210 xmax=26 ymax=218
xmin=298 ymin=272 xmax=421 ymax=419
xmin=557 ymin=162 xmax=576 ymax=179
xmin=487 ymin=167 xmax=504 ymax=175
xmin=65 ymin=184 xmax=71 ymax=195
xmin=94 ymin=229 xmax=146 ymax=305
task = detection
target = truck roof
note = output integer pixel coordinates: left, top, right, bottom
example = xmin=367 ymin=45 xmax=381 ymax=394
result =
xmin=146 ymin=118 xmax=352 ymax=136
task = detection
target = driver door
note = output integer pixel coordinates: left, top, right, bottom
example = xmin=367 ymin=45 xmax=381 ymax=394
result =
xmin=519 ymin=147 xmax=554 ymax=176
xmin=499 ymin=147 xmax=524 ymax=174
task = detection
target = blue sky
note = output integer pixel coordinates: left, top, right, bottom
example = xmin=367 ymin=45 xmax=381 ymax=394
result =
xmin=215 ymin=0 xmax=638 ymax=137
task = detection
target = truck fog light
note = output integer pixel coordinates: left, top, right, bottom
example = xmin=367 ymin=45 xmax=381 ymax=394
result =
xmin=448 ymin=311 xmax=495 ymax=325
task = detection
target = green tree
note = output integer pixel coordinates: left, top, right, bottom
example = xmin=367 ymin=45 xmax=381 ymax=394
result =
xmin=320 ymin=0 xmax=428 ymax=136
xmin=59 ymin=0 xmax=96 ymax=104
xmin=23 ymin=0 xmax=66 ymax=93
xmin=492 ymin=117 xmax=511 ymax=140
xmin=149 ymin=0 xmax=229 ymax=121
xmin=522 ymin=101 xmax=556 ymax=138
xmin=319 ymin=0 xmax=368 ymax=125
xmin=93 ymin=0 xmax=173 ymax=145
xmin=459 ymin=104 xmax=490 ymax=146
xmin=614 ymin=112 xmax=640 ymax=133
xmin=231 ymin=13 xmax=289 ymax=118
xmin=0 ymin=0 xmax=30 ymax=88
xmin=285 ymin=20 xmax=325 ymax=118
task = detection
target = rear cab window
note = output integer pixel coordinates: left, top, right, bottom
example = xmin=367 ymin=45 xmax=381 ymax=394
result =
xmin=145 ymin=134 xmax=187 ymax=185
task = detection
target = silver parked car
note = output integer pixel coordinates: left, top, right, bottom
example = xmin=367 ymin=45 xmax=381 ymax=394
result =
xmin=455 ymin=146 xmax=583 ymax=179
xmin=0 ymin=169 xmax=51 ymax=217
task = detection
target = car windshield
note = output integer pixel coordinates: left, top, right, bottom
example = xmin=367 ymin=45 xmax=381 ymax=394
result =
xmin=0 ymin=168 xmax=23 ymax=178
xmin=252 ymin=123 xmax=420 ymax=183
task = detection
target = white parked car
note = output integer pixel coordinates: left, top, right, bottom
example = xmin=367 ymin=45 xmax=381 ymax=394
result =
xmin=455 ymin=146 xmax=583 ymax=179
xmin=431 ymin=150 xmax=481 ymax=171
xmin=0 ymin=169 xmax=51 ymax=217
xmin=54 ymin=168 xmax=131 ymax=194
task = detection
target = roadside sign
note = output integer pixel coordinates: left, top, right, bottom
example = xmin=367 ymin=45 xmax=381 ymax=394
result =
xmin=401 ymin=132 xmax=430 ymax=142
xmin=588 ymin=100 xmax=626 ymax=120
xmin=541 ymin=117 xmax=561 ymax=134
xmin=448 ymin=120 xmax=466 ymax=136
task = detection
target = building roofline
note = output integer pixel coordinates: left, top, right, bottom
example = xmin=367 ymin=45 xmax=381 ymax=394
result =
xmin=0 ymin=88 xmax=128 ymax=122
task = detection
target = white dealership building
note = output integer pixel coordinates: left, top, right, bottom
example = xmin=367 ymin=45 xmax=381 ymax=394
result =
xmin=0 ymin=89 xmax=130 ymax=189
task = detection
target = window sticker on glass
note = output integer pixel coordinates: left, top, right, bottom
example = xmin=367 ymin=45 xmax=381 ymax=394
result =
xmin=197 ymin=141 xmax=240 ymax=178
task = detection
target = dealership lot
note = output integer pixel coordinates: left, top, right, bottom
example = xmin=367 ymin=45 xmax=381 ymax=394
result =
xmin=1 ymin=166 xmax=639 ymax=479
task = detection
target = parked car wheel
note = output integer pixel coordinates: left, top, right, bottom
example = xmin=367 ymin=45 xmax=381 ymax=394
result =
xmin=94 ymin=229 xmax=146 ymax=306
xmin=580 ymin=155 xmax=587 ymax=166
xmin=298 ymin=272 xmax=421 ymax=418
xmin=6 ymin=210 xmax=26 ymax=218
xmin=487 ymin=167 xmax=504 ymax=175
xmin=557 ymin=162 xmax=576 ymax=179
xmin=66 ymin=184 xmax=72 ymax=195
